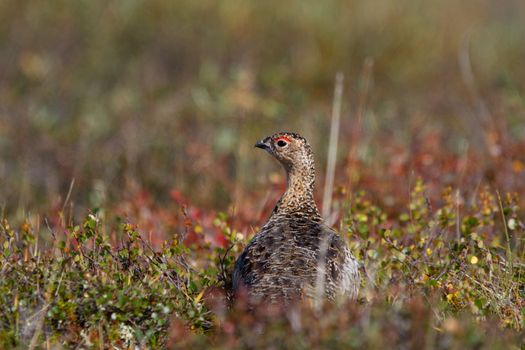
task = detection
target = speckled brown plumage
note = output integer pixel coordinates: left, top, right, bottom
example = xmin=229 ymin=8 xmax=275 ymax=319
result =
xmin=232 ymin=132 xmax=359 ymax=304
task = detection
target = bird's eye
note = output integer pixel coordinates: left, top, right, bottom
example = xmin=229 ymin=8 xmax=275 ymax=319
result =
xmin=277 ymin=140 xmax=288 ymax=147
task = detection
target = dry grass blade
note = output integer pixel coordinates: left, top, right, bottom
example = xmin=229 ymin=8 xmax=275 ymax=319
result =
xmin=322 ymin=72 xmax=344 ymax=223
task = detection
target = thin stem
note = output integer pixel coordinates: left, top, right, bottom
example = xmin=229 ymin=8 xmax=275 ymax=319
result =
xmin=322 ymin=72 xmax=344 ymax=222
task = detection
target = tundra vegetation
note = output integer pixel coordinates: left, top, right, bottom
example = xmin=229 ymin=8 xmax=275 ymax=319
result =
xmin=0 ymin=1 xmax=524 ymax=348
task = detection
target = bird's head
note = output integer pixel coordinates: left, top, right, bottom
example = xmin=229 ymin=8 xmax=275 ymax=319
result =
xmin=255 ymin=132 xmax=314 ymax=172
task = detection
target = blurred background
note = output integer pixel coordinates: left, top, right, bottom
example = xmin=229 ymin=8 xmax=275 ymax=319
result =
xmin=1 ymin=0 xmax=524 ymax=217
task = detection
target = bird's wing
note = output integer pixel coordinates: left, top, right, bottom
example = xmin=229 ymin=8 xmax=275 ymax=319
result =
xmin=232 ymin=224 xmax=279 ymax=292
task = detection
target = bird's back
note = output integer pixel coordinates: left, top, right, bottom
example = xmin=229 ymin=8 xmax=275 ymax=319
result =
xmin=232 ymin=216 xmax=359 ymax=303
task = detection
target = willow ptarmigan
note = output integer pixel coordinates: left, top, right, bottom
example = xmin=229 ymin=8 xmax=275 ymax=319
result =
xmin=232 ymin=132 xmax=359 ymax=304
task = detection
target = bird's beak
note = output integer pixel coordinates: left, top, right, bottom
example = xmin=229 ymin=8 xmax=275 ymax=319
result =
xmin=255 ymin=138 xmax=271 ymax=150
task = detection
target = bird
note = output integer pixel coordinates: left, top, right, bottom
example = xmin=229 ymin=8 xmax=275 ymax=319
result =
xmin=232 ymin=132 xmax=359 ymax=305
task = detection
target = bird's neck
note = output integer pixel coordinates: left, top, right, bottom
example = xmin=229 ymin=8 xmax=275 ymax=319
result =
xmin=270 ymin=165 xmax=321 ymax=220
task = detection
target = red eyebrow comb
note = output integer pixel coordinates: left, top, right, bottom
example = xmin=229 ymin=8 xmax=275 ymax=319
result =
xmin=274 ymin=136 xmax=291 ymax=143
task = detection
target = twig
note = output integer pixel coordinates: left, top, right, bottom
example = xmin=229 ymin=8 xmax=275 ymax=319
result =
xmin=455 ymin=189 xmax=461 ymax=244
xmin=314 ymin=235 xmax=330 ymax=311
xmin=355 ymin=58 xmax=374 ymax=142
xmin=98 ymin=320 xmax=104 ymax=350
xmin=322 ymin=72 xmax=344 ymax=222
xmin=496 ymin=190 xmax=513 ymax=270
xmin=60 ymin=178 xmax=75 ymax=227
xmin=458 ymin=30 xmax=498 ymax=156
xmin=28 ymin=304 xmax=49 ymax=350
xmin=348 ymin=58 xmax=374 ymax=164
xmin=25 ymin=303 xmax=51 ymax=324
